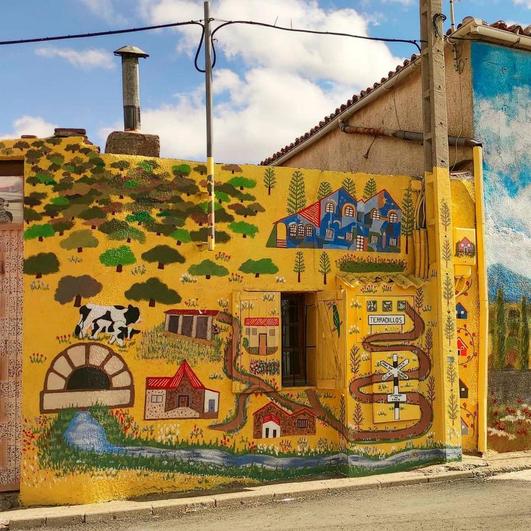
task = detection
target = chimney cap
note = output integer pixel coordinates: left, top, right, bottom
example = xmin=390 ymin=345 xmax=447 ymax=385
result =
xmin=114 ymin=45 xmax=149 ymax=59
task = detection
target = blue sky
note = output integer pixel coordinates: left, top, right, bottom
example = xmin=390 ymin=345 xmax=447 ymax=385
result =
xmin=0 ymin=0 xmax=529 ymax=162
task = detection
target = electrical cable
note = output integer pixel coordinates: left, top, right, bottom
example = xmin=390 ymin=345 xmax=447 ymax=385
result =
xmin=0 ymin=20 xmax=204 ymax=47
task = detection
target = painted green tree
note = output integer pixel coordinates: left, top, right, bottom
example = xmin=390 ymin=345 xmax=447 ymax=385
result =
xmin=60 ymin=230 xmax=99 ymax=253
xmin=293 ymin=251 xmax=305 ymax=283
xmin=125 ymin=277 xmax=181 ymax=307
xmin=23 ymin=223 xmax=55 ymax=242
xmin=141 ymin=245 xmax=185 ymax=270
xmin=239 ymin=258 xmax=279 ymax=278
xmin=495 ymin=287 xmax=506 ymax=369
xmin=342 ymin=177 xmax=356 ymax=197
xmin=170 ymin=228 xmax=191 ymax=246
xmin=319 ymin=251 xmax=331 ymax=285
xmin=109 ymin=225 xmax=145 ymax=244
xmin=23 ymin=208 xmax=43 ymax=224
xmin=229 ymin=221 xmax=258 ymax=239
xmin=54 ymin=275 xmax=102 ymax=307
xmin=228 ymin=177 xmax=256 ymax=190
xmin=519 ymin=297 xmax=529 ymax=370
xmin=401 ymin=186 xmax=414 ymax=254
xmin=317 ymin=181 xmax=333 ymax=200
xmin=23 ymin=253 xmax=59 ymax=278
xmin=363 ymin=177 xmax=377 ymax=200
xmin=126 ymin=211 xmax=155 ymax=226
xmin=99 ymin=245 xmax=136 ymax=272
xmin=263 ymin=167 xmax=276 ymax=195
xmin=188 ymin=259 xmax=229 ymax=280
xmin=287 ymin=170 xmax=306 ymax=214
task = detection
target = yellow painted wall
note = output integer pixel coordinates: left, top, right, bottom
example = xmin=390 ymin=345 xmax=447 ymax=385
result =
xmin=0 ymin=136 xmax=481 ymax=506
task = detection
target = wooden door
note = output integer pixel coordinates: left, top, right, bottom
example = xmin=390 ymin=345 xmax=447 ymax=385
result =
xmin=0 ymin=161 xmax=23 ymax=492
xmin=258 ymin=333 xmax=267 ymax=355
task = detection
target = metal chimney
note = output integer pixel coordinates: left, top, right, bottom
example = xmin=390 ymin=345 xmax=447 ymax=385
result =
xmin=114 ymin=45 xmax=149 ymax=131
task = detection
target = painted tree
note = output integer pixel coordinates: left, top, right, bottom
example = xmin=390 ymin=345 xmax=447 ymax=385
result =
xmin=444 ymin=313 xmax=455 ymax=346
xmin=60 ymin=230 xmax=99 ymax=253
xmin=23 ymin=223 xmax=55 ymax=242
xmin=54 ymin=275 xmax=102 ymax=307
xmin=495 ymin=287 xmax=506 ymax=369
xmin=222 ymin=164 xmax=242 ymax=175
xmin=109 ymin=225 xmax=145 ymax=244
xmin=293 ymin=251 xmax=305 ymax=283
xmin=317 ymin=181 xmax=333 ymax=200
xmin=519 ymin=297 xmax=529 ymax=370
xmin=126 ymin=211 xmax=155 ymax=226
xmin=228 ymin=176 xmax=256 ymax=190
xmin=99 ymin=245 xmax=136 ymax=272
xmin=79 ymin=206 xmax=106 ymax=228
xmin=401 ymin=186 xmax=414 ymax=254
xmin=414 ymin=288 xmax=424 ymax=313
xmin=447 ymin=392 xmax=459 ymax=426
xmin=442 ymin=239 xmax=452 ymax=267
xmin=425 ymin=327 xmax=433 ymax=360
xmin=426 ymin=375 xmax=436 ymax=405
xmin=443 ymin=273 xmax=454 ymax=305
xmin=228 ymin=203 xmax=257 ymax=218
xmin=190 ymin=228 xmax=231 ymax=243
xmin=342 ymin=177 xmax=356 ymax=197
xmin=24 ymin=191 xmax=47 ymax=207
xmin=23 ymin=208 xmax=43 ymax=224
xmin=229 ymin=221 xmax=258 ymax=239
xmin=363 ymin=177 xmax=377 ymax=200
xmin=239 ymin=258 xmax=279 ymax=278
xmin=194 ymin=164 xmax=207 ymax=175
xmin=188 ymin=259 xmax=229 ymax=280
xmin=287 ymin=170 xmax=306 ymax=214
xmin=263 ymin=167 xmax=276 ymax=195
xmin=350 ymin=345 xmax=361 ymax=374
xmin=23 ymin=252 xmax=59 ymax=278
xmin=141 ymin=245 xmax=185 ymax=270
xmin=125 ymin=277 xmax=181 ymax=308
xmin=440 ymin=199 xmax=451 ymax=233
xmin=170 ymin=228 xmax=191 ymax=246
xmin=319 ymin=251 xmax=331 ymax=285
xmin=352 ymin=402 xmax=364 ymax=431
xmin=171 ymin=163 xmax=192 ymax=177
xmin=51 ymin=219 xmax=74 ymax=236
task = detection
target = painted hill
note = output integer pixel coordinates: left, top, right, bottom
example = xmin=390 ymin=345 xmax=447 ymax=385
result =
xmin=488 ymin=263 xmax=531 ymax=302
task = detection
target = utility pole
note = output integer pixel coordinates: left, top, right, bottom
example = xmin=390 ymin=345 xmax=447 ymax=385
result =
xmin=204 ymin=0 xmax=215 ymax=251
xmin=419 ymin=0 xmax=460 ymax=454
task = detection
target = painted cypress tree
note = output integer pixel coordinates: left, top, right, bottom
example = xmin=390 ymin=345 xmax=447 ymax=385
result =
xmin=440 ymin=199 xmax=451 ymax=233
xmin=495 ymin=287 xmax=506 ymax=369
xmin=287 ymin=170 xmax=306 ymax=214
xmin=319 ymin=251 xmax=331 ymax=285
xmin=263 ymin=167 xmax=276 ymax=195
xmin=401 ymin=186 xmax=415 ymax=254
xmin=342 ymin=177 xmax=356 ymax=198
xmin=363 ymin=177 xmax=377 ymax=200
xmin=519 ymin=296 xmax=529 ymax=370
xmin=317 ymin=181 xmax=333 ymax=200
xmin=293 ymin=251 xmax=305 ymax=283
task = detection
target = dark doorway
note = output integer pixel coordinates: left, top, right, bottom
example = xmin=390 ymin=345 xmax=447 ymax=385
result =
xmin=66 ymin=367 xmax=110 ymax=390
xmin=281 ymin=293 xmax=308 ymax=387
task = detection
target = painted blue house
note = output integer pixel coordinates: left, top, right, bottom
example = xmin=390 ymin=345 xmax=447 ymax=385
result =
xmin=268 ymin=187 xmax=401 ymax=252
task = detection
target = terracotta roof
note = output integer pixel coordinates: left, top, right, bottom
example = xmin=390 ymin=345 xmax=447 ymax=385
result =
xmin=146 ymin=360 xmax=205 ymax=390
xmin=244 ymin=317 xmax=279 ymax=326
xmin=260 ymin=19 xmax=530 ymax=166
xmin=165 ymin=309 xmax=218 ymax=316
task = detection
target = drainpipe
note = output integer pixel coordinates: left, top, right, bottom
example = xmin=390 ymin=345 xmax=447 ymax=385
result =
xmin=114 ymin=45 xmax=149 ymax=131
xmin=338 ymin=122 xmax=482 ymax=148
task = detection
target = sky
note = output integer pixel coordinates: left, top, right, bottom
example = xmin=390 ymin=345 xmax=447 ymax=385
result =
xmin=0 ymin=0 xmax=529 ymax=163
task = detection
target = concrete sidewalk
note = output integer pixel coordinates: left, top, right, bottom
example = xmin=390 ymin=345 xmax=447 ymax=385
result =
xmin=1 ymin=451 xmax=530 ymax=529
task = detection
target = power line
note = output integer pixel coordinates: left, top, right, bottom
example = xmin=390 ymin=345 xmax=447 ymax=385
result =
xmin=0 ymin=20 xmax=204 ymax=47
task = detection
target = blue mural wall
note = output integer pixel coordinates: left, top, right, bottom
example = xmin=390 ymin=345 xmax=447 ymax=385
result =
xmin=472 ymin=42 xmax=530 ymax=450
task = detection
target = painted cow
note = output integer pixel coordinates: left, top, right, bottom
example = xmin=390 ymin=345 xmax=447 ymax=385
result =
xmin=75 ymin=304 xmax=141 ymax=346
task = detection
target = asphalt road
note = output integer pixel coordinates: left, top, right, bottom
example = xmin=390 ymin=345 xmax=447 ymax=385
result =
xmin=58 ymin=470 xmax=531 ymax=531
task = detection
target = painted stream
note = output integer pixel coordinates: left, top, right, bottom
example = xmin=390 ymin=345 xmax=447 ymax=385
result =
xmin=64 ymin=412 xmax=460 ymax=471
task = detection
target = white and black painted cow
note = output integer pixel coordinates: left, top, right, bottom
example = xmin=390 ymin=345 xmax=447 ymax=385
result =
xmin=75 ymin=304 xmax=141 ymax=346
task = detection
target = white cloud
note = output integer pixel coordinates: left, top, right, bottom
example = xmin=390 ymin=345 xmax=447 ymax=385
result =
xmin=0 ymin=116 xmax=57 ymax=139
xmin=79 ymin=0 xmax=128 ymax=25
xmin=35 ymin=47 xmax=115 ymax=70
xmin=111 ymin=0 xmax=404 ymax=162
xmin=513 ymin=0 xmax=531 ymax=9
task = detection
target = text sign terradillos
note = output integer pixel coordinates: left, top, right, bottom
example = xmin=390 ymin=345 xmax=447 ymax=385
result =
xmin=368 ymin=314 xmax=405 ymax=326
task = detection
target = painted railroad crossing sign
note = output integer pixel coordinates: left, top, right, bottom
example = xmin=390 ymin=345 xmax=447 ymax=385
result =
xmin=378 ymin=354 xmax=409 ymax=420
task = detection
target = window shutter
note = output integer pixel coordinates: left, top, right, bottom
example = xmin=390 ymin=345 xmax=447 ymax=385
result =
xmin=232 ymin=291 xmax=281 ymax=393
xmin=316 ymin=290 xmax=346 ymax=389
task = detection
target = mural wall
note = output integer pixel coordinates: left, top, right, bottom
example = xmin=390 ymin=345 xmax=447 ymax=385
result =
xmin=472 ymin=42 xmax=531 ymax=452
xmin=0 ymin=135 xmax=480 ymax=505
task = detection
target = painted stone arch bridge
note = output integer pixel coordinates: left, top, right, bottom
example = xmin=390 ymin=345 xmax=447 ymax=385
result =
xmin=40 ymin=343 xmax=134 ymax=413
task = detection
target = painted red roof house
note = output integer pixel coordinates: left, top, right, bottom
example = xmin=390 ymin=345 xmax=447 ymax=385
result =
xmin=144 ymin=360 xmax=219 ymax=420
xmin=253 ymin=401 xmax=316 ymax=439
xmin=457 ymin=337 xmax=468 ymax=357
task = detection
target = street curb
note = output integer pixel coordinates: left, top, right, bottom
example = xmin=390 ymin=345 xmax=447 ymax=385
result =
xmin=2 ymin=457 xmax=531 ymax=529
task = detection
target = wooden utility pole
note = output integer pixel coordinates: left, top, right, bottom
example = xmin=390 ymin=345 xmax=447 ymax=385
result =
xmin=419 ymin=0 xmax=460 ymax=453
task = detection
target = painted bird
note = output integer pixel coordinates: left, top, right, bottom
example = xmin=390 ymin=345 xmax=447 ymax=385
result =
xmin=332 ymin=303 xmax=341 ymax=337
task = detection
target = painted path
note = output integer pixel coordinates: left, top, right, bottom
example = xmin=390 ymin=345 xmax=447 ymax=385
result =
xmin=64 ymin=412 xmax=459 ymax=472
